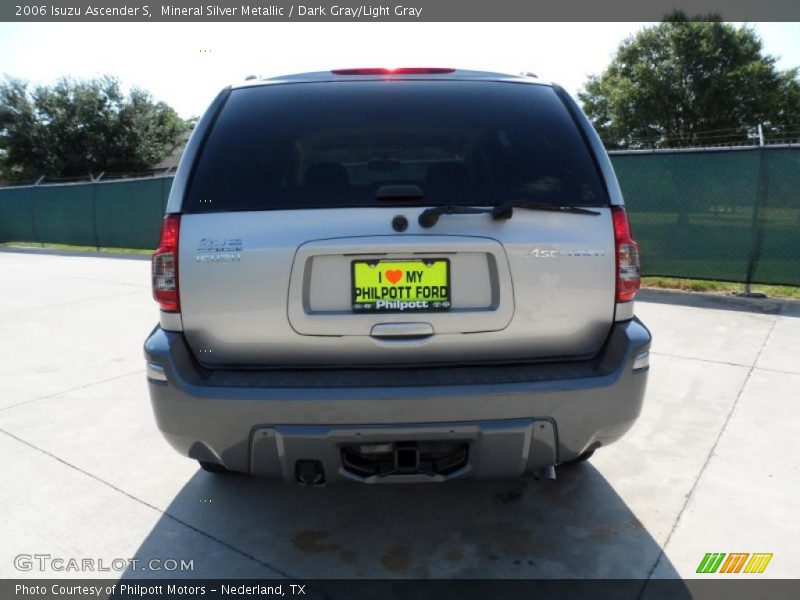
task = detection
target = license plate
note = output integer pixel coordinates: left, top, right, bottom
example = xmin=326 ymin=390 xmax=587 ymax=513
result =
xmin=351 ymin=258 xmax=451 ymax=312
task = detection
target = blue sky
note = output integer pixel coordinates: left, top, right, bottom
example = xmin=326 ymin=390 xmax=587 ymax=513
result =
xmin=1 ymin=22 xmax=798 ymax=118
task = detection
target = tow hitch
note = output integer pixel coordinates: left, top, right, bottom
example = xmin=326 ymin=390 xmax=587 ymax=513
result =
xmin=341 ymin=441 xmax=469 ymax=479
xmin=295 ymin=460 xmax=325 ymax=486
xmin=394 ymin=443 xmax=421 ymax=472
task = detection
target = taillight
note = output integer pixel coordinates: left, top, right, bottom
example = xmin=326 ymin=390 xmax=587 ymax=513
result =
xmin=152 ymin=214 xmax=180 ymax=312
xmin=612 ymin=207 xmax=640 ymax=302
xmin=331 ymin=67 xmax=455 ymax=75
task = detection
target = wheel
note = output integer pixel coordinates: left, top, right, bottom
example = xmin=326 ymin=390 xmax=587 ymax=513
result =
xmin=198 ymin=460 xmax=230 ymax=474
xmin=563 ymin=449 xmax=595 ymax=465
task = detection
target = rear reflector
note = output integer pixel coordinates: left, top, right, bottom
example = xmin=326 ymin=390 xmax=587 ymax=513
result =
xmin=146 ymin=362 xmax=168 ymax=382
xmin=611 ymin=206 xmax=641 ymax=303
xmin=633 ymin=351 xmax=650 ymax=371
xmin=331 ymin=67 xmax=455 ymax=75
xmin=152 ymin=214 xmax=180 ymax=312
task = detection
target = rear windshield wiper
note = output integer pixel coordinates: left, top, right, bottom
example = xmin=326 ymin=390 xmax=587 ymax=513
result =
xmin=491 ymin=200 xmax=601 ymax=220
xmin=418 ymin=201 xmax=600 ymax=228
xmin=418 ymin=204 xmax=492 ymax=228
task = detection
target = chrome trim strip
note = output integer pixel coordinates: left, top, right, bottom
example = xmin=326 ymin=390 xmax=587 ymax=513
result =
xmin=159 ymin=310 xmax=183 ymax=332
xmin=146 ymin=362 xmax=168 ymax=382
xmin=633 ymin=351 xmax=650 ymax=371
xmin=615 ymin=301 xmax=635 ymax=322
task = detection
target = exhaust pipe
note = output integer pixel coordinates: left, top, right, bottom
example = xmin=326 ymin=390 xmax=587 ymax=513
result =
xmin=296 ymin=460 xmax=325 ymax=486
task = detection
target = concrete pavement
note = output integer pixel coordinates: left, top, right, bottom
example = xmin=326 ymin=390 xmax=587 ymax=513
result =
xmin=1 ymin=250 xmax=798 ymax=581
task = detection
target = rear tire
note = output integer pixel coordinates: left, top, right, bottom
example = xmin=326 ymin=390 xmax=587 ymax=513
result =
xmin=199 ymin=460 xmax=230 ymax=474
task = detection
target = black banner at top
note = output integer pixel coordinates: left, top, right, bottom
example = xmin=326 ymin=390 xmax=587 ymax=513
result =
xmin=3 ymin=0 xmax=800 ymax=22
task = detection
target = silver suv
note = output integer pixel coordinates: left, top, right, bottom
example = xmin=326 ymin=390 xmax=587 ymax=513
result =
xmin=144 ymin=68 xmax=651 ymax=484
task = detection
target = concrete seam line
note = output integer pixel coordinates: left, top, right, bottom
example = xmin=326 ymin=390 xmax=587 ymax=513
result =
xmin=0 ymin=289 xmax=148 ymax=316
xmin=637 ymin=293 xmax=797 ymax=316
xmin=0 ymin=427 xmax=297 ymax=582
xmin=637 ymin=316 xmax=780 ymax=597
xmin=649 ymin=351 xmax=754 ymax=369
xmin=0 ymin=247 xmax=152 ymax=261
xmin=51 ymin=273 xmax=151 ymax=287
xmin=650 ymin=350 xmax=800 ymax=374
xmin=751 ymin=366 xmax=800 ymax=376
xmin=0 ymin=369 xmax=146 ymax=413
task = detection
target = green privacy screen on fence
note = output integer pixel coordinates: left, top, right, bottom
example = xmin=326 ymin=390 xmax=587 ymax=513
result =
xmin=612 ymin=147 xmax=800 ymax=286
xmin=0 ymin=147 xmax=798 ymax=285
xmin=0 ymin=176 xmax=171 ymax=250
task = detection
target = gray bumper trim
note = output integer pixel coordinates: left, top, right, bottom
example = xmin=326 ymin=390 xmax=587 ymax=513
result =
xmin=251 ymin=419 xmax=557 ymax=484
xmin=144 ymin=319 xmax=651 ymax=481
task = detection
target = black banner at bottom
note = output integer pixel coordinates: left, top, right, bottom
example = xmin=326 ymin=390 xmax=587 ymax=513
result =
xmin=5 ymin=579 xmax=800 ymax=600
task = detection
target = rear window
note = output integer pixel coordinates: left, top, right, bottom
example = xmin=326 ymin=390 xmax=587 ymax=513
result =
xmin=185 ymin=81 xmax=608 ymax=212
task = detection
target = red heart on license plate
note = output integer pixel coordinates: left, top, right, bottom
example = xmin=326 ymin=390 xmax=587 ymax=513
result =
xmin=385 ymin=269 xmax=403 ymax=284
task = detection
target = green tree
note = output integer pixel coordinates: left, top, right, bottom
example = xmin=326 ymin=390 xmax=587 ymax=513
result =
xmin=579 ymin=13 xmax=800 ymax=148
xmin=0 ymin=75 xmax=188 ymax=181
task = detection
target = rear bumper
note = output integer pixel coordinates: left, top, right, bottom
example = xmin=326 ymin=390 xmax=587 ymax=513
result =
xmin=144 ymin=319 xmax=651 ymax=483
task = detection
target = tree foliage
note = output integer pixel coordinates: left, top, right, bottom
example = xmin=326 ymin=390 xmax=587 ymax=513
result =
xmin=0 ymin=75 xmax=187 ymax=181
xmin=579 ymin=13 xmax=800 ymax=148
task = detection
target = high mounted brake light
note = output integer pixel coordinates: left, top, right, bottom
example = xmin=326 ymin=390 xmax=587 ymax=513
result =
xmin=331 ymin=68 xmax=455 ymax=75
xmin=612 ymin=207 xmax=641 ymax=303
xmin=152 ymin=214 xmax=180 ymax=312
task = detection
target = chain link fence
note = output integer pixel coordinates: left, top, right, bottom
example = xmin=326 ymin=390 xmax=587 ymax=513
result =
xmin=612 ymin=145 xmax=800 ymax=286
xmin=0 ymin=175 xmax=171 ymax=249
xmin=0 ymin=146 xmax=798 ymax=285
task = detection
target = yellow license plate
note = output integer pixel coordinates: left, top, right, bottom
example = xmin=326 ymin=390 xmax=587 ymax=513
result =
xmin=351 ymin=258 xmax=451 ymax=312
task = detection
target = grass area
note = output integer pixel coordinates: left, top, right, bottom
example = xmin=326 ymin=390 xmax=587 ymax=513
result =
xmin=1 ymin=241 xmax=152 ymax=255
xmin=643 ymin=277 xmax=800 ymax=300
